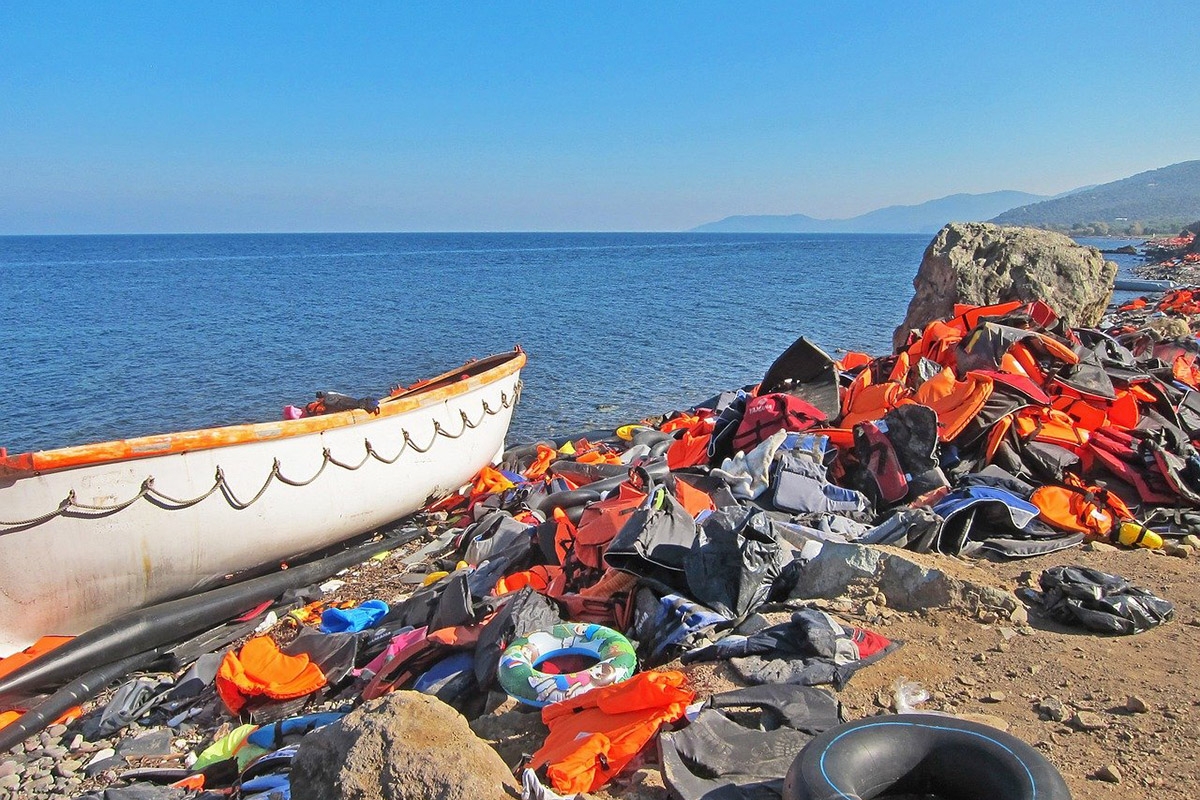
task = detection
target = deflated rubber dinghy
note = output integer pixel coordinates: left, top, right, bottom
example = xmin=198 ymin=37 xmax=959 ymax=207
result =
xmin=782 ymin=713 xmax=1072 ymax=800
xmin=758 ymin=336 xmax=841 ymax=421
xmin=659 ymin=684 xmax=842 ymax=800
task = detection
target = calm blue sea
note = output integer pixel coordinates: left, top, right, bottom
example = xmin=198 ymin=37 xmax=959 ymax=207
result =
xmin=0 ymin=233 xmax=1141 ymax=455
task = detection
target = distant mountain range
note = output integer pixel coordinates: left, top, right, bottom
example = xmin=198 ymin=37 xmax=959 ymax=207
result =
xmin=691 ymin=159 xmax=1200 ymax=235
xmin=691 ymin=190 xmax=1051 ymax=234
xmin=990 ymin=160 xmax=1200 ymax=234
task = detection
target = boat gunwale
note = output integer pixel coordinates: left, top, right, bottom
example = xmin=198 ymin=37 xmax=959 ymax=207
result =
xmin=1 ymin=349 xmax=525 ymax=478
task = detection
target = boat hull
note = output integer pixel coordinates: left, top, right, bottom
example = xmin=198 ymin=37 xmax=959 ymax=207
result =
xmin=0 ymin=352 xmax=524 ymax=657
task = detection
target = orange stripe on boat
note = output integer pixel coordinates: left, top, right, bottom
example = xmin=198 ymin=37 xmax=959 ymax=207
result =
xmin=0 ymin=350 xmax=525 ymax=479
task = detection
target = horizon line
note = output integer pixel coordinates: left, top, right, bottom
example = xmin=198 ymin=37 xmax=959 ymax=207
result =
xmin=0 ymin=229 xmax=958 ymax=238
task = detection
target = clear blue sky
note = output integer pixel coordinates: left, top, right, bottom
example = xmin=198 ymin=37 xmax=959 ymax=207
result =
xmin=2 ymin=2 xmax=1197 ymax=233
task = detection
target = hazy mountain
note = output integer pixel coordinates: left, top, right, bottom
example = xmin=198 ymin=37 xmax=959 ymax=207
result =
xmin=991 ymin=160 xmax=1200 ymax=234
xmin=691 ymin=190 xmax=1049 ymax=234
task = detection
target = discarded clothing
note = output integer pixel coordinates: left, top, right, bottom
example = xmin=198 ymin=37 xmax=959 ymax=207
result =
xmin=633 ymin=593 xmax=730 ymax=664
xmin=474 ymin=587 xmax=564 ymax=690
xmin=318 ymin=599 xmax=389 ymax=633
xmin=769 ymin=450 xmax=871 ymax=517
xmin=931 ymin=485 xmax=1073 ymax=556
xmin=604 ymin=485 xmax=698 ymax=594
xmin=684 ymin=507 xmax=794 ymax=621
xmin=660 ymin=684 xmax=843 ymax=800
xmin=245 ymin=712 xmax=345 ymax=750
xmin=682 ymin=609 xmax=899 ymax=689
xmin=193 ymin=722 xmax=264 ymax=772
xmin=1025 ymin=565 xmax=1174 ymax=635
xmin=460 ymin=509 xmax=536 ymax=567
xmin=413 ymin=650 xmax=478 ymax=704
xmin=240 ymin=773 xmax=291 ymax=800
xmin=281 ymin=628 xmax=359 ymax=685
xmin=711 ymin=429 xmax=789 ymax=499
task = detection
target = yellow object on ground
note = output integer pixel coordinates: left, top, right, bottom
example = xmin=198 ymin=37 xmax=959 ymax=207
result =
xmin=1115 ymin=521 xmax=1163 ymax=549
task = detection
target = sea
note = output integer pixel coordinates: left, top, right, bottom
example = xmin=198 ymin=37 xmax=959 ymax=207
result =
xmin=0 ymin=232 xmax=1145 ymax=455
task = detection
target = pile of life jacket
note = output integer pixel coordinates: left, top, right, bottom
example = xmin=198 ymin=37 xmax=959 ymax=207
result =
xmin=16 ymin=297 xmax=1200 ymax=800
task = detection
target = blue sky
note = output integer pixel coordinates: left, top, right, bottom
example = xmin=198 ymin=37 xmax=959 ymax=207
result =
xmin=1 ymin=2 xmax=1197 ymax=233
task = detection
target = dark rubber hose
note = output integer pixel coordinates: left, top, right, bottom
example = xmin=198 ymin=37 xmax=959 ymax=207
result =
xmin=533 ymin=488 xmax=600 ymax=514
xmin=0 ymin=648 xmax=161 ymax=755
xmin=503 ymin=441 xmax=555 ymax=462
xmin=550 ymin=461 xmax=629 ymax=484
xmin=630 ymin=429 xmax=675 ymax=449
xmin=533 ymin=472 xmax=627 ymax=511
xmin=649 ymin=438 xmax=674 ymax=458
xmin=0 ymin=528 xmax=424 ymax=698
xmin=783 ymin=714 xmax=1072 ymax=800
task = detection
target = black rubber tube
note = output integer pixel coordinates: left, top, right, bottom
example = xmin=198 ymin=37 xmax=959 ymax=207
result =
xmin=630 ymin=429 xmax=675 ymax=449
xmin=783 ymin=714 xmax=1071 ymax=800
xmin=0 ymin=648 xmax=161 ymax=755
xmin=577 ymin=474 xmax=627 ymax=495
xmin=501 ymin=440 xmax=557 ymax=467
xmin=0 ymin=528 xmax=424 ymax=699
xmin=532 ymin=488 xmax=601 ymax=515
xmin=648 ymin=438 xmax=674 ymax=458
xmin=549 ymin=461 xmax=629 ymax=484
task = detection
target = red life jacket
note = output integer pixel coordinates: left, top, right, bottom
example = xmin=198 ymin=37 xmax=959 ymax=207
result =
xmin=732 ymin=393 xmax=825 ymax=453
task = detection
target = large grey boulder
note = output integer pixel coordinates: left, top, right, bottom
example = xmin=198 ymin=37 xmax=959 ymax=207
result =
xmin=791 ymin=539 xmax=1021 ymax=620
xmin=893 ymin=223 xmax=1117 ymax=350
xmin=290 ymin=692 xmax=518 ymax=800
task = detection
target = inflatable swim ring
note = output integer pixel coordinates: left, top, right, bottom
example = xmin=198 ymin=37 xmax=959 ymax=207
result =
xmin=783 ymin=713 xmax=1071 ymax=800
xmin=497 ymin=622 xmax=637 ymax=707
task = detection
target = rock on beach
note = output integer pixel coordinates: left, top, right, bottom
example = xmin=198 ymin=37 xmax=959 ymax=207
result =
xmin=893 ymin=222 xmax=1117 ymax=349
xmin=289 ymin=692 xmax=518 ymax=800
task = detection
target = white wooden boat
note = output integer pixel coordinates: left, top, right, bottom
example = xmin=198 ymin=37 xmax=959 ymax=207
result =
xmin=0 ymin=350 xmax=525 ymax=657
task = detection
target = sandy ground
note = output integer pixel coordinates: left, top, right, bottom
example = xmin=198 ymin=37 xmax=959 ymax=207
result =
xmin=832 ymin=546 xmax=1200 ymax=799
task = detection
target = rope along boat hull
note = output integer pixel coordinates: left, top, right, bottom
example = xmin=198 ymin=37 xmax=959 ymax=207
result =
xmin=0 ymin=351 xmax=525 ymax=657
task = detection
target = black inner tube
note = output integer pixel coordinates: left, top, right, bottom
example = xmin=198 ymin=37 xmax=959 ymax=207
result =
xmin=783 ymin=714 xmax=1071 ymax=800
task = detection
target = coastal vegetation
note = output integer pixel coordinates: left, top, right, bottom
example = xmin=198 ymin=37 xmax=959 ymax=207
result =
xmin=991 ymin=160 xmax=1200 ymax=236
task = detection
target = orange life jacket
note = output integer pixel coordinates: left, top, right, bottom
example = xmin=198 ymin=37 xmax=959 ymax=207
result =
xmin=0 ymin=634 xmax=83 ymax=731
xmin=530 ymin=670 xmax=694 ymax=794
xmin=215 ymin=635 xmax=327 ymax=714
xmin=471 ymin=466 xmax=515 ymax=498
xmin=1048 ymin=388 xmax=1139 ymax=434
xmin=672 ymin=475 xmax=717 ymax=518
xmin=906 ymin=319 xmax=964 ymax=367
xmin=554 ymin=484 xmax=646 ymax=569
xmin=575 ymin=449 xmax=623 ymax=466
xmin=950 ymin=301 xmax=1026 ymax=331
xmin=913 ymin=369 xmax=993 ymax=442
xmin=660 ymin=414 xmax=703 ymax=434
xmin=666 ymin=417 xmax=715 ymax=470
xmin=493 ymin=565 xmax=562 ymax=596
xmin=840 ymin=382 xmax=911 ymax=429
xmin=836 ymin=351 xmax=873 ymax=371
xmin=1013 ymin=406 xmax=1089 ymax=453
xmin=1030 ymin=474 xmax=1132 ymax=536
xmin=0 ymin=635 xmax=73 ymax=681
xmin=523 ymin=444 xmax=558 ymax=479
